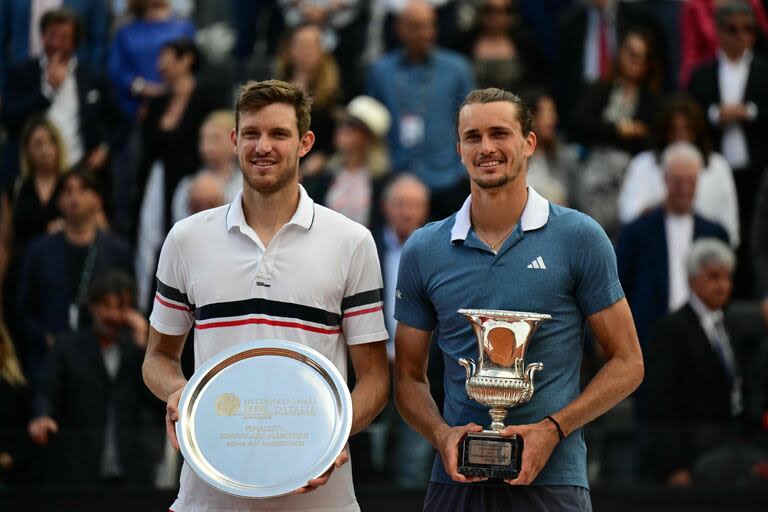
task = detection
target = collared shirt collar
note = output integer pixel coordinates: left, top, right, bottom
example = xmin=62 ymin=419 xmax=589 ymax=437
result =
xmin=450 ymin=187 xmax=550 ymax=244
xmin=718 ymin=48 xmax=753 ymax=67
xmin=40 ymin=54 xmax=78 ymax=73
xmin=689 ymin=292 xmax=724 ymax=331
xmin=396 ymin=48 xmax=435 ymax=66
xmin=226 ymin=185 xmax=315 ymax=232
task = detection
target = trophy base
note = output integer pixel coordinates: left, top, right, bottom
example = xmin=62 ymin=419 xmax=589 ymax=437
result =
xmin=458 ymin=431 xmax=522 ymax=479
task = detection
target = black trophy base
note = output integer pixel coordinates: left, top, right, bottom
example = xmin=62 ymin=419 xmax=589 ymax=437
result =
xmin=458 ymin=431 xmax=522 ymax=479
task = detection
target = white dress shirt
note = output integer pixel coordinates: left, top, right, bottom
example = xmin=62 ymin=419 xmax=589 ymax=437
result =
xmin=665 ymin=213 xmax=694 ymax=311
xmin=711 ymin=50 xmax=756 ymax=169
xmin=41 ymin=56 xmax=83 ymax=166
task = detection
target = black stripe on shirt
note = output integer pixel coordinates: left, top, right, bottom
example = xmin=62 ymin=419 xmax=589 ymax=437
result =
xmin=156 ymin=279 xmax=195 ymax=310
xmin=195 ymin=297 xmax=341 ymax=327
xmin=341 ymin=288 xmax=383 ymax=311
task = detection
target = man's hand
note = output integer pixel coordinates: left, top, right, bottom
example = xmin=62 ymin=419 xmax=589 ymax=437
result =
xmin=719 ymin=103 xmax=749 ymax=125
xmin=85 ymin=146 xmax=109 ymax=171
xmin=165 ymin=385 xmax=186 ymax=449
xmin=294 ymin=447 xmax=349 ymax=494
xmin=28 ymin=416 xmax=59 ymax=446
xmin=435 ymin=422 xmax=488 ymax=483
xmin=123 ymin=308 xmax=149 ymax=349
xmin=501 ymin=419 xmax=560 ymax=485
xmin=47 ymin=52 xmax=69 ymax=89
xmin=666 ymin=468 xmax=692 ymax=486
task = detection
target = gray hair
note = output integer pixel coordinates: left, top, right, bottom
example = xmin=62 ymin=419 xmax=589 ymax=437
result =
xmin=662 ymin=141 xmax=704 ymax=173
xmin=716 ymin=1 xmax=755 ymax=28
xmin=686 ymin=238 xmax=736 ymax=276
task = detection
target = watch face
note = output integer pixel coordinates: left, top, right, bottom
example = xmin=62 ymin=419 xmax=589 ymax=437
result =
xmin=176 ymin=340 xmax=352 ymax=498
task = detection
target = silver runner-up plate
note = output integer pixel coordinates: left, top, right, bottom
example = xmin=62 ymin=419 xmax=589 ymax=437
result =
xmin=176 ymin=340 xmax=353 ymax=498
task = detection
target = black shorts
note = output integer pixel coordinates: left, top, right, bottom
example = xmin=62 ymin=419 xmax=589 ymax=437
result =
xmin=423 ymin=482 xmax=592 ymax=512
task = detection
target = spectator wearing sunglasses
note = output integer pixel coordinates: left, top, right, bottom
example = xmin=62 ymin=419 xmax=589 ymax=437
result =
xmin=688 ymin=0 xmax=768 ymax=299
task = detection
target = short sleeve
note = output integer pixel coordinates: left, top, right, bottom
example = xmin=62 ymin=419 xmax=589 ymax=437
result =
xmin=149 ymin=227 xmax=195 ymax=335
xmin=393 ymin=231 xmax=437 ymax=332
xmin=340 ymin=231 xmax=388 ymax=345
xmin=574 ymin=216 xmax=625 ymax=317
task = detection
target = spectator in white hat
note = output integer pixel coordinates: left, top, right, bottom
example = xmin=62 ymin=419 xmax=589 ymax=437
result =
xmin=302 ymin=95 xmax=393 ymax=229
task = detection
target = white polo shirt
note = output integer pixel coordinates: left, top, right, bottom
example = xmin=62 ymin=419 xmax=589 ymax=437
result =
xmin=150 ymin=185 xmax=388 ymax=512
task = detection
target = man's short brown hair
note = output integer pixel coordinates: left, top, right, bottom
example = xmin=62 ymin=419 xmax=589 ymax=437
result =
xmin=457 ymin=88 xmax=533 ymax=136
xmin=235 ymin=80 xmax=313 ymax=136
xmin=40 ymin=8 xmax=80 ymax=44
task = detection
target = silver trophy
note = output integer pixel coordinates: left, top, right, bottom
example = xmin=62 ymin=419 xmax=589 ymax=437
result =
xmin=456 ymin=309 xmax=551 ymax=479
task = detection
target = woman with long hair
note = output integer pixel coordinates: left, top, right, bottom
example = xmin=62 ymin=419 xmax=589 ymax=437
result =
xmin=275 ymin=23 xmax=343 ymax=176
xmin=1 ymin=117 xmax=67 ymax=325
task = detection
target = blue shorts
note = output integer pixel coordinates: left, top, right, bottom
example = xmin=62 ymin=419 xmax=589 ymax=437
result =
xmin=423 ymin=482 xmax=592 ymax=512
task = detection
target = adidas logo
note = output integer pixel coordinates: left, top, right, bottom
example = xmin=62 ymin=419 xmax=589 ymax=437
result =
xmin=527 ymin=256 xmax=547 ymax=269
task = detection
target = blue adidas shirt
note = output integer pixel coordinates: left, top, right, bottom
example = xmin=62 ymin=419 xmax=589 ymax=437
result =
xmin=394 ymin=188 xmax=624 ymax=488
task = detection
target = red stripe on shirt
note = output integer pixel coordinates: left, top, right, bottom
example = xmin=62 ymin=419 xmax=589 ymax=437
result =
xmin=155 ymin=293 xmax=192 ymax=312
xmin=342 ymin=305 xmax=383 ymax=318
xmin=194 ymin=317 xmax=342 ymax=335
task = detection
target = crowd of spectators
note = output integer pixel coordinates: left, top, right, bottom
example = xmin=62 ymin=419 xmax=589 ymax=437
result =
xmin=1 ymin=0 xmax=768 ymax=492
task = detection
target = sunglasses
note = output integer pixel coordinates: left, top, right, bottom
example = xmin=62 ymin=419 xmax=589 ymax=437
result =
xmin=481 ymin=5 xmax=514 ymax=15
xmin=724 ymin=23 xmax=756 ymax=35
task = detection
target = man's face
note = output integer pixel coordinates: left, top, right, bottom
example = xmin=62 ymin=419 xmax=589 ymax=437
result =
xmin=42 ymin=21 xmax=76 ymax=59
xmin=384 ymin=182 xmax=429 ymax=241
xmin=231 ymin=104 xmax=314 ymax=195
xmin=690 ymin=261 xmax=733 ymax=311
xmin=90 ymin=293 xmax=125 ymax=340
xmin=664 ymin=159 xmax=699 ymax=215
xmin=457 ymin=101 xmax=536 ymax=190
xmin=59 ymin=176 xmax=100 ymax=224
xmin=718 ymin=13 xmax=756 ymax=60
xmin=397 ymin=3 xmax=437 ymax=57
xmin=200 ymin=120 xmax=233 ymax=169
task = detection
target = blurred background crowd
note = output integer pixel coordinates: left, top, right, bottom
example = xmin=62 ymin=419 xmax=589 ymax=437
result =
xmin=2 ymin=0 xmax=768 ymax=499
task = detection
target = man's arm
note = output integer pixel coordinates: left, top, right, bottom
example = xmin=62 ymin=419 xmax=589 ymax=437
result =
xmin=504 ymin=298 xmax=644 ymax=485
xmin=395 ymin=322 xmax=485 ymax=483
xmin=348 ymin=340 xmax=390 ymax=435
xmin=296 ymin=339 xmax=390 ymax=495
xmin=142 ymin=326 xmax=187 ymax=448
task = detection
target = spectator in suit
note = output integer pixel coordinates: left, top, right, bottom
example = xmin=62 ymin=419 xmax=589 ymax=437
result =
xmin=687 ymin=1 xmax=768 ymax=298
xmin=618 ymin=95 xmax=740 ymax=247
xmin=2 ymin=8 xmax=123 ymax=187
xmin=367 ymin=0 xmax=474 ymax=221
xmin=641 ymin=238 xmax=766 ymax=486
xmin=27 ymin=271 xmax=156 ymax=486
xmin=678 ymin=0 xmax=768 ymax=89
xmin=17 ymin=169 xmax=133 ymax=387
xmin=0 ymin=0 xmax=109 ymax=92
xmin=371 ymin=173 xmax=433 ymax=488
xmin=617 ymin=142 xmax=729 ymax=348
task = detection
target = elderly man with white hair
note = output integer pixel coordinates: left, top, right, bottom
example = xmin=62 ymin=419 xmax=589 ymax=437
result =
xmin=641 ymin=238 xmax=763 ymax=486
xmin=617 ymin=142 xmax=730 ymax=347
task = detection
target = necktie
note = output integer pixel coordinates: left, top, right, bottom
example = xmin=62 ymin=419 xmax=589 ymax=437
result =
xmin=712 ymin=317 xmax=736 ymax=380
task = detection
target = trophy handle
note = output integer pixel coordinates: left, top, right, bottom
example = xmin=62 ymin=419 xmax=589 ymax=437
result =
xmin=524 ymin=362 xmax=543 ymax=385
xmin=458 ymin=358 xmax=476 ymax=381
